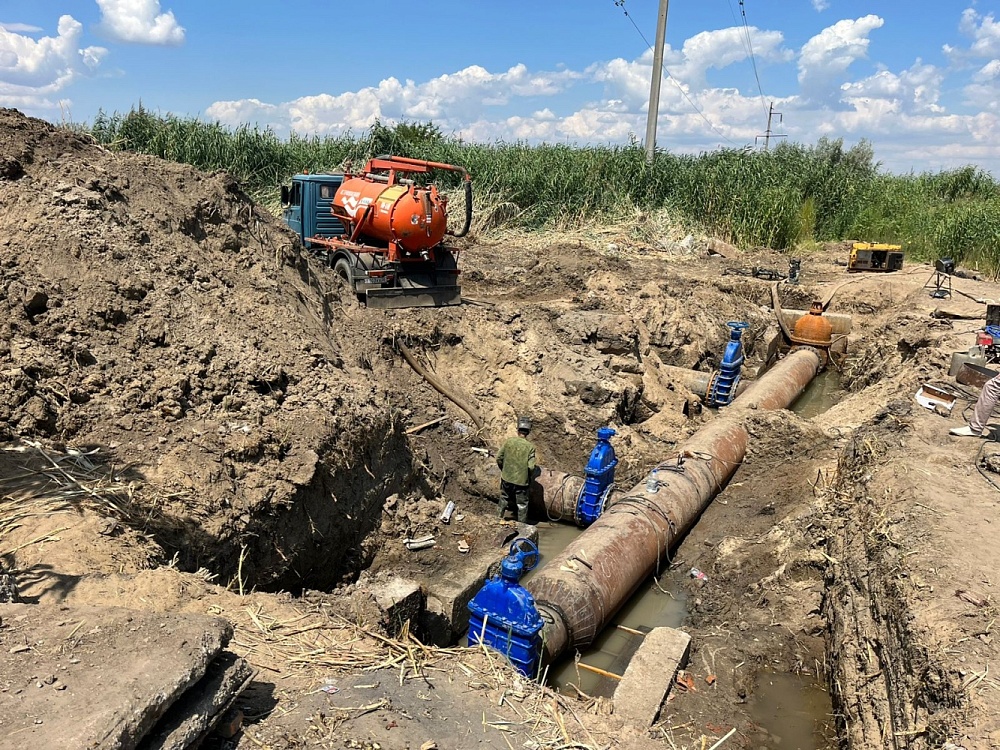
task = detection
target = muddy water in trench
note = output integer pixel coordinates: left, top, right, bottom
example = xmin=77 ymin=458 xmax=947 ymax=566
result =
xmin=749 ymin=671 xmax=836 ymax=749
xmin=790 ymin=369 xmax=844 ymax=418
xmin=522 ymin=526 xmax=835 ymax=748
xmin=522 ymin=522 xmax=687 ymax=698
xmin=523 ymin=515 xmax=834 ymax=748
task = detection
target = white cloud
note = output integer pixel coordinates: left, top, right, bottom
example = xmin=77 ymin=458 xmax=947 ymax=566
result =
xmin=0 ymin=23 xmax=42 ymax=33
xmin=201 ymin=16 xmax=1000 ymax=175
xmin=963 ymin=59 xmax=1000 ymax=112
xmin=842 ymin=60 xmax=945 ymax=114
xmin=590 ymin=27 xmax=791 ymax=109
xmin=798 ymin=15 xmax=884 ymax=105
xmin=811 ymin=0 xmax=830 ymax=11
xmin=673 ymin=27 xmax=791 ymax=87
xmin=208 ymin=64 xmax=582 ymax=135
xmin=95 ymin=0 xmax=184 ymax=45
xmin=0 ymin=15 xmax=106 ymax=108
xmin=957 ymin=9 xmax=1000 ymax=59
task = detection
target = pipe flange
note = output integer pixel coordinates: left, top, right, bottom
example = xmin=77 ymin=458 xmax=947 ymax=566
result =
xmin=789 ymin=343 xmax=829 ymax=370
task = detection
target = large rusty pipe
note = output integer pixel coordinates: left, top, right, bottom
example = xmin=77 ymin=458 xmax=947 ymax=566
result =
xmin=527 ymin=347 xmax=823 ymax=662
xmin=534 ymin=348 xmax=817 ymax=523
xmin=532 ymin=469 xmax=585 ymax=521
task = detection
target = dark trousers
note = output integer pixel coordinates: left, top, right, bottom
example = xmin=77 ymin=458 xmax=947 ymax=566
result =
xmin=499 ymin=480 xmax=529 ymax=523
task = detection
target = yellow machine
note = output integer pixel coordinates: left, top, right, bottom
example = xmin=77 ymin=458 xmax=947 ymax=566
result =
xmin=848 ymin=242 xmax=904 ymax=273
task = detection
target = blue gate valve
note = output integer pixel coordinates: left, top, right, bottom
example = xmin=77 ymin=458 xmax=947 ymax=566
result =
xmin=575 ymin=427 xmax=618 ymax=526
xmin=707 ymin=321 xmax=748 ymax=407
xmin=467 ymin=538 xmax=544 ymax=678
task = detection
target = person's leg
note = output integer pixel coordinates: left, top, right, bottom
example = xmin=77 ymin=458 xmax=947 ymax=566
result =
xmin=499 ymin=480 xmax=513 ymax=519
xmin=971 ymin=374 xmax=1000 ymax=432
xmin=514 ymin=484 xmax=529 ymax=523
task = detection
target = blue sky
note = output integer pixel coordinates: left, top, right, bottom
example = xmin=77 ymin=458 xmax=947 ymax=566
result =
xmin=3 ymin=1 xmax=1000 ymax=175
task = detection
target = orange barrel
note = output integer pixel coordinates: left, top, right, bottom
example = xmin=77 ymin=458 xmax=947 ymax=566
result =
xmin=333 ymin=177 xmax=447 ymax=252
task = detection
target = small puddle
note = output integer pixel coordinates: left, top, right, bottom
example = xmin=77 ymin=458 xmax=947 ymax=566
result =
xmin=521 ymin=521 xmax=581 ymax=586
xmin=790 ymin=370 xmax=844 ymax=418
xmin=748 ymin=671 xmax=835 ymax=749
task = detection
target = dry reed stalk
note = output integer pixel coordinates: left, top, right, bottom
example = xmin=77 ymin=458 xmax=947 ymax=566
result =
xmin=0 ymin=441 xmax=137 ymax=554
xmin=215 ymin=599 xmax=607 ymax=749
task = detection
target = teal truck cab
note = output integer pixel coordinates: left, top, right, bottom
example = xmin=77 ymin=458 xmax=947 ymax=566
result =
xmin=280 ymin=156 xmax=471 ymax=309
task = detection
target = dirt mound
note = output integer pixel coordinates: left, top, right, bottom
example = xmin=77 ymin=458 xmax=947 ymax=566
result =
xmin=0 ymin=108 xmax=407 ymax=589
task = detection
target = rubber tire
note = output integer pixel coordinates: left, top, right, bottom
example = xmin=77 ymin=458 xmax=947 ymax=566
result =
xmin=435 ymin=249 xmax=458 ymax=271
xmin=333 ymin=257 xmax=355 ymax=291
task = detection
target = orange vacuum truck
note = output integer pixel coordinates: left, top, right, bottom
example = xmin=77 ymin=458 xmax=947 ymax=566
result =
xmin=281 ymin=155 xmax=472 ymax=308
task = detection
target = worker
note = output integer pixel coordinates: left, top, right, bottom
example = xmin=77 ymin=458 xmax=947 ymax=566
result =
xmin=950 ymin=372 xmax=1000 ymax=437
xmin=496 ymin=417 xmax=536 ymax=523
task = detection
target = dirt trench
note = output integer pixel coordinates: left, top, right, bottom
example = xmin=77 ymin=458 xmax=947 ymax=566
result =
xmin=825 ymin=409 xmax=964 ymax=748
xmin=5 ymin=108 xmax=1000 ymax=748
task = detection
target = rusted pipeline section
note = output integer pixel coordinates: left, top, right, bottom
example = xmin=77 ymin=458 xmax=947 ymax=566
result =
xmin=526 ymin=347 xmax=823 ymax=661
xmin=532 ymin=468 xmax=585 ymax=522
xmin=534 ymin=348 xmax=822 ymax=523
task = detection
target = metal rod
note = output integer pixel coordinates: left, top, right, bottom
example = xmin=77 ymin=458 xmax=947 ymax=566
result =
xmin=576 ymin=662 xmax=623 ymax=681
xmin=528 ymin=347 xmax=823 ymax=663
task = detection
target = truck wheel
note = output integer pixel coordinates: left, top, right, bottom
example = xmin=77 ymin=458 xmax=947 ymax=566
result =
xmin=435 ymin=249 xmax=458 ymax=271
xmin=334 ymin=258 xmax=355 ymax=291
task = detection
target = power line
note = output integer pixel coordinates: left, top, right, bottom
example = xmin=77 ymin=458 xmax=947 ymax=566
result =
xmin=737 ymin=0 xmax=771 ymax=123
xmin=613 ymin=0 xmax=739 ymax=147
xmin=725 ymin=0 xmax=754 ymax=65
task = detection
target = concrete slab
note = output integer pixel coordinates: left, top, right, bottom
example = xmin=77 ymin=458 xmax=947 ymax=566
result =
xmin=137 ymin=651 xmax=254 ymax=750
xmin=612 ymin=626 xmax=691 ymax=728
xmin=0 ymin=603 xmax=232 ymax=750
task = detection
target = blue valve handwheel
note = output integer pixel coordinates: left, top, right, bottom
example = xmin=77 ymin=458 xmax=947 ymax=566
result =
xmin=509 ymin=538 xmax=540 ymax=572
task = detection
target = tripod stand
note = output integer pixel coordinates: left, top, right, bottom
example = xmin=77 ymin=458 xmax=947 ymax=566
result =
xmin=925 ymin=270 xmax=953 ymax=298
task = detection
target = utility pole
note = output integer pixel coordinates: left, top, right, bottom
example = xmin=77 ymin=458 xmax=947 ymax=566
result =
xmin=755 ymin=102 xmax=786 ymax=150
xmin=644 ymin=0 xmax=669 ymax=164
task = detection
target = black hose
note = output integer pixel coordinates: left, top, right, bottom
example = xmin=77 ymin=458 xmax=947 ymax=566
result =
xmin=451 ymin=179 xmax=473 ymax=238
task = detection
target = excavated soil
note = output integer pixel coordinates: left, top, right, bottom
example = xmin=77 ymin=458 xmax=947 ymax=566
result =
xmin=4 ymin=107 xmax=1000 ymax=748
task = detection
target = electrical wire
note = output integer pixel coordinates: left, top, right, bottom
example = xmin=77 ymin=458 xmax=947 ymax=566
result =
xmin=737 ymin=0 xmax=770 ymax=122
xmin=613 ymin=0 xmax=740 ymax=147
xmin=721 ymin=0 xmax=772 ymax=126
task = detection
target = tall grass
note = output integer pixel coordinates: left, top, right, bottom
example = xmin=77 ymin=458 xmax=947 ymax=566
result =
xmin=86 ymin=106 xmax=1000 ymax=275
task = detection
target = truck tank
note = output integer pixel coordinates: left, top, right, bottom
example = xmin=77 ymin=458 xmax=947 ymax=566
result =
xmin=333 ymin=179 xmax=448 ymax=254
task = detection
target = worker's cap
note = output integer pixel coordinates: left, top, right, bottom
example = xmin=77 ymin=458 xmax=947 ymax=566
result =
xmin=517 ymin=417 xmax=532 ymax=432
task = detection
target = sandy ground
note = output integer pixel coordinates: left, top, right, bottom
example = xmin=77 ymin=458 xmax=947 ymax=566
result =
xmin=3 ymin=107 xmax=1000 ymax=748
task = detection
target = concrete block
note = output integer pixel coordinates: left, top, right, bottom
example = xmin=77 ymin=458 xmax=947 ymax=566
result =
xmin=612 ymin=626 xmax=691 ymax=728
xmin=422 ymin=578 xmax=473 ymax=647
xmin=137 ymin=650 xmax=254 ymax=750
xmin=371 ymin=577 xmax=422 ymax=635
